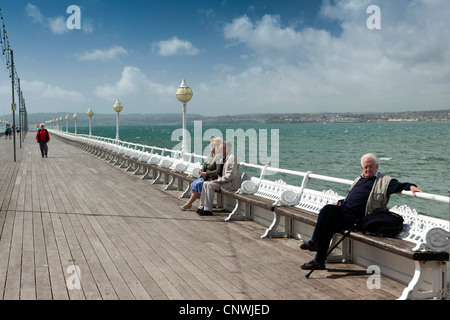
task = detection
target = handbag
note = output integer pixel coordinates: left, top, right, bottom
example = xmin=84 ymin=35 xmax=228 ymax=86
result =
xmin=361 ymin=208 xmax=404 ymax=237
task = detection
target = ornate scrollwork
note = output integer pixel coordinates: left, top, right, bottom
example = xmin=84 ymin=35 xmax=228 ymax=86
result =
xmin=160 ymin=159 xmax=171 ymax=168
xmin=187 ymin=166 xmax=202 ymax=178
xmin=276 ymin=189 xmax=301 ymax=207
xmin=138 ymin=152 xmax=150 ymax=162
xmin=173 ymin=162 xmax=188 ymax=173
xmin=148 ymin=155 xmax=161 ymax=164
xmin=413 ymin=227 xmax=450 ymax=252
xmin=239 ymin=180 xmax=259 ymax=195
xmin=424 ymin=227 xmax=450 ymax=252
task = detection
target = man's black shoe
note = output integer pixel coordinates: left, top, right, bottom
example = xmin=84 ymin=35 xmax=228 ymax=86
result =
xmin=199 ymin=210 xmax=213 ymax=216
xmin=301 ymin=259 xmax=325 ymax=270
xmin=300 ymin=240 xmax=318 ymax=251
xmin=196 ymin=208 xmax=204 ymax=215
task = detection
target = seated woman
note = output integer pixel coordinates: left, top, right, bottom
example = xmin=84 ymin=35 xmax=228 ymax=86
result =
xmin=179 ymin=137 xmax=223 ymax=211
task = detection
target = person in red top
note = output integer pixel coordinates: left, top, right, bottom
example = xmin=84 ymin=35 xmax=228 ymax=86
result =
xmin=36 ymin=123 xmax=50 ymax=158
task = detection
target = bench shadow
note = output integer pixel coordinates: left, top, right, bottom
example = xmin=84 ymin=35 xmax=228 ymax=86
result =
xmin=325 ymin=269 xmax=368 ymax=279
xmin=7 ymin=209 xmax=229 ymax=223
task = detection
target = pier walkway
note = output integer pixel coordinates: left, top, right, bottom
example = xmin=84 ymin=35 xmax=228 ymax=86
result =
xmin=0 ymin=133 xmax=406 ymax=300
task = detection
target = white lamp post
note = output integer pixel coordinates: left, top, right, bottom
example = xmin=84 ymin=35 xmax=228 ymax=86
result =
xmin=175 ymin=79 xmax=193 ymax=153
xmin=59 ymin=117 xmax=63 ymax=130
xmin=73 ymin=113 xmax=79 ymax=134
xmin=113 ymin=99 xmax=123 ymax=140
xmin=87 ymin=108 xmax=94 ymax=136
xmin=65 ymin=114 xmax=69 ymax=132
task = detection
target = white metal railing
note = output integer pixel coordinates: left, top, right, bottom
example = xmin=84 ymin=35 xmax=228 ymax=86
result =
xmin=50 ymin=129 xmax=450 ymax=206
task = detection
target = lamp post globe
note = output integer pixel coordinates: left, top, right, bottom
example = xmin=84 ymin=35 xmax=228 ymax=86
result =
xmin=113 ymin=99 xmax=123 ymax=140
xmin=73 ymin=113 xmax=79 ymax=134
xmin=87 ymin=108 xmax=94 ymax=136
xmin=175 ymin=79 xmax=193 ymax=153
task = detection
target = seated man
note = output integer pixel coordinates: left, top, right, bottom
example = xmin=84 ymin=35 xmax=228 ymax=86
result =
xmin=300 ymin=153 xmax=422 ymax=270
xmin=197 ymin=140 xmax=241 ymax=216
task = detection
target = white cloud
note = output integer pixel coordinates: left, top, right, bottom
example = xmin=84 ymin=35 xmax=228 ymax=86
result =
xmin=0 ymin=79 xmax=85 ymax=113
xmin=79 ymin=46 xmax=128 ymax=62
xmin=47 ymin=16 xmax=68 ymax=35
xmin=215 ymin=0 xmax=450 ymax=114
xmin=94 ymin=66 xmax=173 ymax=104
xmin=25 ymin=3 xmax=45 ymax=24
xmin=23 ymin=80 xmax=85 ymax=101
xmin=152 ymin=36 xmax=200 ymax=56
xmin=82 ymin=18 xmax=95 ymax=34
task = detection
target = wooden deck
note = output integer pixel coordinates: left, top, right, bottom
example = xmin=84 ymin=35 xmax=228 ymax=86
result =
xmin=0 ymin=132 xmax=407 ymax=300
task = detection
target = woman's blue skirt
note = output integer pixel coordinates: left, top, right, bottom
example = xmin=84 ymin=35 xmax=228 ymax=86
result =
xmin=190 ymin=177 xmax=204 ymax=193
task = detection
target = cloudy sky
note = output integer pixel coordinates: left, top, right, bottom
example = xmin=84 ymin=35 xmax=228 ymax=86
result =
xmin=0 ymin=0 xmax=449 ymax=116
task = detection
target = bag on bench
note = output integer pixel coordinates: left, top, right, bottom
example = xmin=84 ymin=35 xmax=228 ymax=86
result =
xmin=362 ymin=208 xmax=404 ymax=238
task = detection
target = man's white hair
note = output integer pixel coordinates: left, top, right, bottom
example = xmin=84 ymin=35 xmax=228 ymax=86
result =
xmin=361 ymin=153 xmax=378 ymax=165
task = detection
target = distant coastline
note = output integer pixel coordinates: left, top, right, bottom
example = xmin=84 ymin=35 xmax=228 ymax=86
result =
xmin=5 ymin=108 xmax=450 ymax=127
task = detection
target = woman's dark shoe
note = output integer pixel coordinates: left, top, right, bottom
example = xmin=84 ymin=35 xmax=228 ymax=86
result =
xmin=301 ymin=259 xmax=325 ymax=270
xmin=300 ymin=240 xmax=318 ymax=251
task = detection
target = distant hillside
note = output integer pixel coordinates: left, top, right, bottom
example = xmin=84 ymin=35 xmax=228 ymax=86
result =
xmin=22 ymin=112 xmax=275 ymax=127
xmin=3 ymin=109 xmax=449 ymax=128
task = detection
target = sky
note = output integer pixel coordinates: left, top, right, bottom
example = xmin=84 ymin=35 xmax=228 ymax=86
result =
xmin=0 ymin=0 xmax=449 ymax=117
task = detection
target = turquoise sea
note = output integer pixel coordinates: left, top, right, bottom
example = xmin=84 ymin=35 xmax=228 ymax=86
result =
xmin=70 ymin=121 xmax=449 ymax=221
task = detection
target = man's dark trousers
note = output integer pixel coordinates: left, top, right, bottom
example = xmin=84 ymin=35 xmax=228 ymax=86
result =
xmin=312 ymin=204 xmax=359 ymax=263
xmin=39 ymin=142 xmax=48 ymax=157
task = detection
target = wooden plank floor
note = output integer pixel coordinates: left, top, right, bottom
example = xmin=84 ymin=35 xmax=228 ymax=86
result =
xmin=0 ymin=132 xmax=407 ymax=300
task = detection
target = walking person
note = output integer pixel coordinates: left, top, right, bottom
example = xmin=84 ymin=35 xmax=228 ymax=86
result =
xmin=4 ymin=124 xmax=12 ymax=139
xmin=36 ymin=123 xmax=50 ymax=158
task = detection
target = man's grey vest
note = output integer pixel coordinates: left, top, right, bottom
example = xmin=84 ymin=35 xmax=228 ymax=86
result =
xmin=347 ymin=173 xmax=392 ymax=216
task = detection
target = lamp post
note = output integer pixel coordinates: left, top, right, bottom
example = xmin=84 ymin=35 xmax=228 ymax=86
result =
xmin=87 ymin=108 xmax=94 ymax=136
xmin=73 ymin=113 xmax=79 ymax=134
xmin=59 ymin=117 xmax=63 ymax=131
xmin=65 ymin=114 xmax=69 ymax=132
xmin=113 ymin=99 xmax=123 ymax=140
xmin=175 ymin=79 xmax=193 ymax=153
